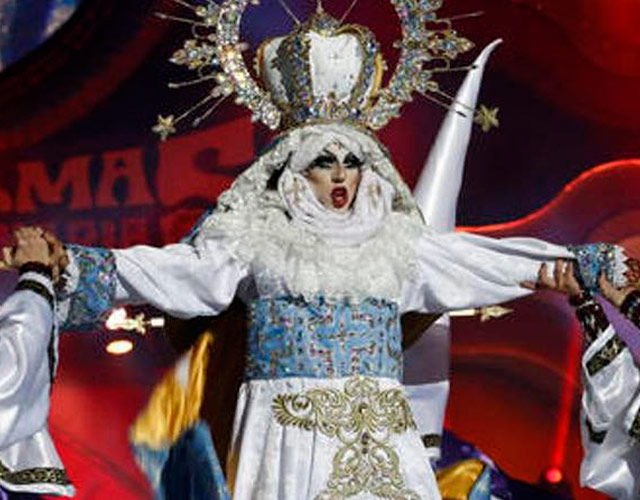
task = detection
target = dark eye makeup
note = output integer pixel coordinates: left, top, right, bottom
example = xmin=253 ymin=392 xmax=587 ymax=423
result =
xmin=343 ymin=152 xmax=363 ymax=169
xmin=308 ymin=151 xmax=363 ymax=170
xmin=310 ymin=152 xmax=338 ymax=169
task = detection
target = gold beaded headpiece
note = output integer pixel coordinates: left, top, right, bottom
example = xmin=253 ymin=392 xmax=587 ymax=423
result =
xmin=153 ymin=0 xmax=497 ymax=140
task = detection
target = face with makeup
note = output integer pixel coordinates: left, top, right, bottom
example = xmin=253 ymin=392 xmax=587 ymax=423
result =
xmin=304 ymin=142 xmax=363 ymax=213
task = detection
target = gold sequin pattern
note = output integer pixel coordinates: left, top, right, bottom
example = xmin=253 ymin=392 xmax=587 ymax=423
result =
xmin=0 ymin=459 xmax=71 ymax=486
xmin=586 ymin=336 xmax=627 ymax=377
xmin=272 ymin=376 xmax=421 ymax=499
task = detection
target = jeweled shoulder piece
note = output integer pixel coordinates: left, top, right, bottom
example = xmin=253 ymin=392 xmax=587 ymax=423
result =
xmin=153 ymin=0 xmax=494 ymax=140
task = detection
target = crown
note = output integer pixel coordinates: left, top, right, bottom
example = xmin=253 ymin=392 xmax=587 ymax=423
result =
xmin=153 ymin=0 xmax=494 ymax=140
xmin=257 ymin=9 xmax=384 ymax=130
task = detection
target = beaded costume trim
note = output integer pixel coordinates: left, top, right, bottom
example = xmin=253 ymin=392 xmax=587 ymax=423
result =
xmin=570 ymin=294 xmax=609 ymax=346
xmin=620 ymin=290 xmax=640 ymax=327
xmin=568 ymin=243 xmax=626 ymax=293
xmin=265 ymin=12 xmax=383 ymax=129
xmin=152 ymin=0 xmax=481 ymax=136
xmin=60 ymin=245 xmax=116 ymax=330
xmin=421 ymin=434 xmax=442 ymax=449
xmin=585 ymin=336 xmax=627 ymax=377
xmin=272 ymin=376 xmax=420 ymax=500
xmin=0 ymin=459 xmax=71 ymax=487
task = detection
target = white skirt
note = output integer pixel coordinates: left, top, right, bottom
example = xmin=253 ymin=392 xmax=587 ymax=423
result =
xmin=226 ymin=376 xmax=441 ymax=500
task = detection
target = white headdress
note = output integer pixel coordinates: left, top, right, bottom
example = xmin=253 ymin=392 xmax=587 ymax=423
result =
xmin=153 ymin=0 xmax=496 ymax=136
xmin=155 ymin=1 xmax=499 ymax=248
xmin=193 ymin=122 xmax=419 ymax=249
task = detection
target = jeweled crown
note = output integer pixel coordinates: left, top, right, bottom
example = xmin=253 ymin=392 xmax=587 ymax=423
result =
xmin=153 ymin=0 xmax=495 ymax=140
xmin=257 ymin=10 xmax=384 ymax=129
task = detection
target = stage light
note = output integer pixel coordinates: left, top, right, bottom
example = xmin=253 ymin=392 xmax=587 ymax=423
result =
xmin=105 ymin=308 xmax=128 ymax=331
xmin=544 ymin=467 xmax=564 ymax=484
xmin=104 ymin=307 xmax=165 ymax=334
xmin=105 ymin=339 xmax=134 ymax=356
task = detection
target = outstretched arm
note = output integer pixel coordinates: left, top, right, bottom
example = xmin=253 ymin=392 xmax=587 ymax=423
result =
xmin=402 ymin=230 xmax=630 ymax=314
xmin=54 ymin=235 xmax=249 ymax=330
xmin=402 ymin=231 xmax=571 ymax=313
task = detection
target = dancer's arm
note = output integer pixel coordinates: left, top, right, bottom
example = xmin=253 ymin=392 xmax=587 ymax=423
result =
xmin=402 ymin=231 xmax=628 ymax=313
xmin=57 ymin=238 xmax=249 ymax=330
xmin=0 ymin=229 xmax=57 ymax=448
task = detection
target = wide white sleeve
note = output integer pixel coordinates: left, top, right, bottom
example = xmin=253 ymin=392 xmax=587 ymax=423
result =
xmin=401 ymin=231 xmax=574 ymax=313
xmin=60 ymin=238 xmax=250 ymax=328
xmin=112 ymin=239 xmax=249 ymax=318
xmin=0 ymin=275 xmax=54 ymax=449
xmin=580 ymin=325 xmax=640 ymax=500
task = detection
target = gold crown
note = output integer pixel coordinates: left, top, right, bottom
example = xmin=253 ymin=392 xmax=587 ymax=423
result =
xmin=153 ymin=0 xmax=492 ymax=140
xmin=256 ymin=10 xmax=385 ymax=130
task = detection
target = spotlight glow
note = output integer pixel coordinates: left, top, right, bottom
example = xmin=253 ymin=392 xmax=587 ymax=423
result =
xmin=105 ymin=339 xmax=134 ymax=356
xmin=544 ymin=467 xmax=563 ymax=484
xmin=105 ymin=308 xmax=128 ymax=331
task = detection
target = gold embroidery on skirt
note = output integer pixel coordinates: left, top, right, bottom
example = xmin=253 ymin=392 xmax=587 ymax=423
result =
xmin=272 ymin=376 xmax=421 ymax=499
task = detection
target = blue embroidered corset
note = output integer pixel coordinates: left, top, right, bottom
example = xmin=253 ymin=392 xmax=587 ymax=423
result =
xmin=245 ymin=296 xmax=403 ymax=381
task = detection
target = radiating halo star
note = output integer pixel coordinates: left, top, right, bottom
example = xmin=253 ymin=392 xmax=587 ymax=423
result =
xmin=152 ymin=115 xmax=176 ymax=141
xmin=474 ymin=105 xmax=500 ymax=132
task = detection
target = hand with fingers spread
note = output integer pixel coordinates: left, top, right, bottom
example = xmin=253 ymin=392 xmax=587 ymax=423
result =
xmin=521 ymin=259 xmax=584 ymax=299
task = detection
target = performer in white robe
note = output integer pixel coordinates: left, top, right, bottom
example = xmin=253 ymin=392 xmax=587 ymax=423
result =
xmin=536 ymin=262 xmax=640 ymax=500
xmin=50 ymin=119 xmax=630 ymax=500
xmin=4 ymin=5 xmax=636 ymax=499
xmin=0 ymin=228 xmax=73 ymax=497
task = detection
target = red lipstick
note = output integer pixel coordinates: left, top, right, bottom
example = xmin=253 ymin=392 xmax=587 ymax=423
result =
xmin=331 ymin=187 xmax=348 ymax=208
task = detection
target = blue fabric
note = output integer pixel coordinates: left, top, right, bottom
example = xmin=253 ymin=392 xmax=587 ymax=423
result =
xmin=437 ymin=430 xmax=569 ymax=500
xmin=468 ymin=464 xmax=492 ymax=500
xmin=438 ymin=430 xmax=510 ymax=500
xmin=131 ymin=421 xmax=230 ymax=500
xmin=569 ymin=243 xmax=619 ymax=294
xmin=246 ymin=296 xmax=403 ymax=380
xmin=60 ymin=245 xmax=116 ymax=331
xmin=131 ymin=442 xmax=169 ymax=499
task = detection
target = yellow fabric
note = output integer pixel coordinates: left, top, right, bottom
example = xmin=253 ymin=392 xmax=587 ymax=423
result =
xmin=129 ymin=333 xmax=213 ymax=450
xmin=436 ymin=459 xmax=486 ymax=500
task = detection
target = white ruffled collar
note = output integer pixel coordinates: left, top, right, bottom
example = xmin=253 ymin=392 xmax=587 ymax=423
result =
xmin=278 ymin=168 xmax=395 ymax=247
